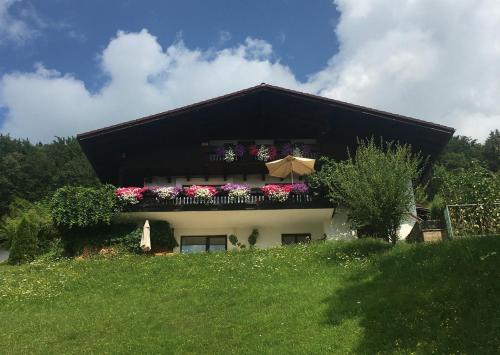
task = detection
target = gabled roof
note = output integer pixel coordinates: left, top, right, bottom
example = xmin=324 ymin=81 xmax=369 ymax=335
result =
xmin=77 ymin=83 xmax=454 ymax=140
xmin=77 ymin=83 xmax=455 ymax=184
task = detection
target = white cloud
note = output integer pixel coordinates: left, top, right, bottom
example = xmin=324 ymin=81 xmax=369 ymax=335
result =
xmin=1 ymin=1 xmax=500 ymax=142
xmin=0 ymin=30 xmax=302 ymax=141
xmin=311 ymin=0 xmax=500 ymax=140
xmin=0 ymin=0 xmax=37 ymax=44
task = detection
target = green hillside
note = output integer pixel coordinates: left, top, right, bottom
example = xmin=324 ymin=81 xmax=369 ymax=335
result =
xmin=1 ymin=237 xmax=499 ymax=354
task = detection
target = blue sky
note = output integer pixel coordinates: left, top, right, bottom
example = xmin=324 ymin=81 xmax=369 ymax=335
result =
xmin=0 ymin=0 xmax=499 ymax=142
xmin=1 ymin=1 xmax=338 ymax=92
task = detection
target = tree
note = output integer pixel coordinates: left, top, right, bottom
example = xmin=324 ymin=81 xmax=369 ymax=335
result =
xmin=0 ymin=135 xmax=99 ymax=217
xmin=309 ymin=139 xmax=422 ymax=244
xmin=483 ymin=129 xmax=500 ymax=172
xmin=436 ymin=135 xmax=483 ymax=171
xmin=8 ymin=216 xmax=38 ymax=264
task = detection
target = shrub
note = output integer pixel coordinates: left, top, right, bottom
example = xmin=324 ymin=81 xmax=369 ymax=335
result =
xmin=429 ymin=195 xmax=445 ymax=220
xmin=0 ymin=198 xmax=35 ymax=249
xmin=248 ymin=229 xmax=259 ymax=247
xmin=8 ymin=217 xmax=38 ymax=264
xmin=434 ymin=162 xmax=499 ymax=236
xmin=1 ymin=198 xmax=60 ymax=264
xmin=51 ymin=185 xmax=117 ymax=228
xmin=109 ymin=225 xmax=142 ymax=254
xmin=60 ymin=223 xmax=141 ymax=256
xmin=149 ymin=221 xmax=178 ymax=251
xmin=309 ymin=138 xmax=422 ymax=244
xmin=228 ymin=234 xmax=246 ymax=250
xmin=437 ymin=161 xmax=499 ymax=205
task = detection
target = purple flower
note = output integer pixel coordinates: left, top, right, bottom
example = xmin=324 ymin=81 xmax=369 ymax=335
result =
xmin=290 ymin=183 xmax=309 ymax=194
xmin=221 ymin=183 xmax=251 ymax=193
xmin=281 ymin=143 xmax=293 ymax=156
xmin=215 ymin=147 xmax=225 ymax=157
xmin=235 ymin=144 xmax=246 ymax=157
xmin=301 ymin=145 xmax=312 ymax=156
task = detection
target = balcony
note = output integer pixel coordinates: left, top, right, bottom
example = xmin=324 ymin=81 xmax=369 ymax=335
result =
xmin=205 ymin=142 xmax=318 ymax=163
xmin=121 ymin=189 xmax=332 ymax=212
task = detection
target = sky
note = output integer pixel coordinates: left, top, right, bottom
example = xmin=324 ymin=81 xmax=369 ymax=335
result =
xmin=0 ymin=0 xmax=499 ymax=142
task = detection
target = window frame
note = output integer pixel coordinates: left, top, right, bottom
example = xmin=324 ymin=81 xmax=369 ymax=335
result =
xmin=281 ymin=233 xmax=311 ymax=245
xmin=180 ymin=235 xmax=227 ymax=253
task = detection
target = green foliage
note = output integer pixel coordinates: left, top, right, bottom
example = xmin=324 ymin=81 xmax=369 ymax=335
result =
xmin=309 ymin=138 xmax=422 ymax=243
xmin=51 ymin=185 xmax=117 ymax=228
xmin=436 ymin=135 xmax=484 ymax=171
xmin=413 ymin=184 xmax=429 ymax=206
xmin=228 ymin=233 xmax=246 ymax=249
xmin=0 ymin=198 xmax=33 ymax=247
xmin=8 ymin=217 xmax=38 ymax=264
xmin=60 ymin=223 xmax=142 ymax=256
xmin=447 ymin=204 xmax=500 ymax=237
xmin=483 ymin=129 xmax=500 ymax=172
xmin=438 ymin=161 xmax=499 ymax=205
xmin=1 ymin=199 xmax=60 ymax=264
xmin=112 ymin=227 xmax=143 ymax=254
xmin=429 ymin=195 xmax=446 ymax=220
xmin=228 ymin=234 xmax=238 ymax=246
xmin=149 ymin=221 xmax=178 ymax=251
xmin=248 ymin=229 xmax=259 ymax=247
xmin=435 ymin=162 xmax=500 ymax=236
xmin=0 ymin=135 xmax=98 ymax=217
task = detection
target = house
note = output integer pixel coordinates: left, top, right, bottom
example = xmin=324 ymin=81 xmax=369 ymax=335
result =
xmin=77 ymin=83 xmax=454 ymax=252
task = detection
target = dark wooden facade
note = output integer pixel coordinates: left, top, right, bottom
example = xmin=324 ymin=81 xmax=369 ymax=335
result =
xmin=77 ymin=84 xmax=455 ymax=185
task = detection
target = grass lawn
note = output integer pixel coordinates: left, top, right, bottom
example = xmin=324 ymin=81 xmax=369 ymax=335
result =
xmin=1 ymin=237 xmax=500 ymax=354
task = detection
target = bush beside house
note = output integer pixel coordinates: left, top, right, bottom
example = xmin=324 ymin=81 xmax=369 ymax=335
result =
xmin=309 ymin=138 xmax=422 ymax=244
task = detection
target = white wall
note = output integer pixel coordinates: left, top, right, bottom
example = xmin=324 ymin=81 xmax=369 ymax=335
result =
xmin=118 ymin=209 xmax=333 ymax=252
xmin=324 ymin=207 xmax=357 ymax=240
xmin=173 ymin=224 xmax=325 ymax=252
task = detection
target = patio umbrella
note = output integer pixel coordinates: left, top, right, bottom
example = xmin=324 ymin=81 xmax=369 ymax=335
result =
xmin=140 ymin=220 xmax=151 ymax=252
xmin=265 ymin=155 xmax=315 ymax=183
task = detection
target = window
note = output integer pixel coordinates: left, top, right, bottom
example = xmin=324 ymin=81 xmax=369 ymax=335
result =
xmin=181 ymin=236 xmax=227 ymax=253
xmin=281 ymin=234 xmax=311 ymax=245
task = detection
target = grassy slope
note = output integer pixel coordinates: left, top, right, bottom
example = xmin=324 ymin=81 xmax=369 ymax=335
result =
xmin=1 ymin=237 xmax=499 ymax=354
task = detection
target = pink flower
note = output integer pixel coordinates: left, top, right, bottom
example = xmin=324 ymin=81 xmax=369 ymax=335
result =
xmin=116 ymin=187 xmax=148 ymax=205
xmin=184 ymin=185 xmax=218 ymax=199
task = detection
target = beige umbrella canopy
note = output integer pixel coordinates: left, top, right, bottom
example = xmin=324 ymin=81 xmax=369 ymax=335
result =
xmin=140 ymin=220 xmax=151 ymax=252
xmin=265 ymin=155 xmax=315 ymax=183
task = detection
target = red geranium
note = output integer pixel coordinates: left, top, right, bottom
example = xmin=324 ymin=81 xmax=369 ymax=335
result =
xmin=248 ymin=145 xmax=258 ymax=156
xmin=268 ymin=146 xmax=278 ymax=160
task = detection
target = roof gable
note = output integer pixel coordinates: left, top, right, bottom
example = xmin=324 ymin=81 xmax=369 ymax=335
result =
xmin=77 ymin=83 xmax=454 ymax=140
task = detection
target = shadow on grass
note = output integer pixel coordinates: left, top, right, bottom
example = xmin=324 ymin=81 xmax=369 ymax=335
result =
xmin=324 ymin=237 xmax=500 ymax=354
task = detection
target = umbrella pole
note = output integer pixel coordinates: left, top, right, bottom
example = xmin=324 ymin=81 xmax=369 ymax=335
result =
xmin=291 ymin=171 xmax=294 ymax=184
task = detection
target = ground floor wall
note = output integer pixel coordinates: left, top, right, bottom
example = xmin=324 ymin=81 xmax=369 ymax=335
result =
xmin=173 ymin=225 xmax=325 ymax=252
xmin=118 ymin=206 xmax=416 ymax=252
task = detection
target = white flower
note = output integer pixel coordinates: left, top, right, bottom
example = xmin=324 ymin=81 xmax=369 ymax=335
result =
xmin=292 ymin=146 xmax=303 ymax=157
xmin=257 ymin=145 xmax=270 ymax=161
xmin=228 ymin=188 xmax=250 ymax=201
xmin=224 ymin=147 xmax=236 ymax=162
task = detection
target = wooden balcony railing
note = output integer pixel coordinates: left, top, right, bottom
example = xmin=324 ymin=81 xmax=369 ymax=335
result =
xmin=122 ymin=192 xmax=332 ymax=212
